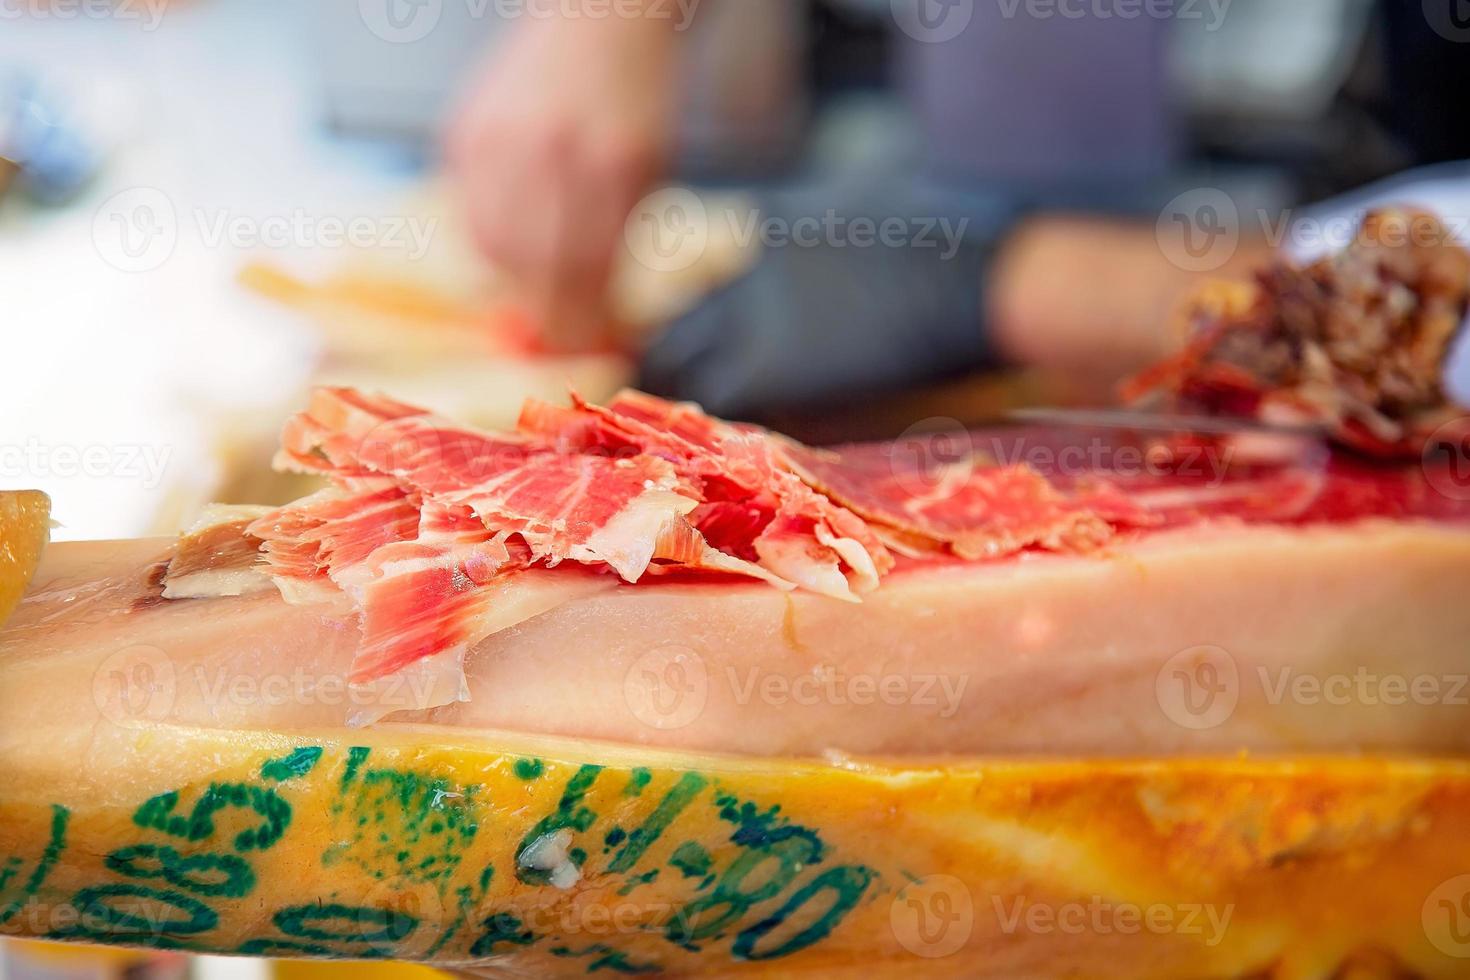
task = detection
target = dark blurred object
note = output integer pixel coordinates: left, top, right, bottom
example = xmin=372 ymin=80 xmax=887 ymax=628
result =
xmin=808 ymin=0 xmax=890 ymax=96
xmin=1381 ymin=2 xmax=1470 ymax=166
xmin=0 ymin=75 xmax=99 ymax=206
xmin=639 ymin=180 xmax=1012 ymax=421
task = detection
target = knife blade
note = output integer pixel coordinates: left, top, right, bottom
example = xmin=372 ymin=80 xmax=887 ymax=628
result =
xmin=1006 ymin=407 xmax=1330 ymax=438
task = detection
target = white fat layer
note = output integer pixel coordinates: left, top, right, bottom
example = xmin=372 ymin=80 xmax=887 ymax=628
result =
xmin=183 ymin=503 xmax=274 ymax=534
xmin=572 ymin=488 xmax=699 ymax=583
xmin=700 ymin=546 xmax=796 ymax=591
xmin=271 ymin=576 xmax=344 ymax=607
xmin=815 ymin=523 xmax=881 ymax=594
xmin=162 ymin=569 xmax=274 ymax=601
xmin=754 ymin=532 xmax=859 ymax=604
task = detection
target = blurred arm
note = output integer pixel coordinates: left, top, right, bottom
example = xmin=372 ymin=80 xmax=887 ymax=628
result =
xmin=445 ymin=1 xmax=702 ymax=351
xmin=989 ymin=216 xmax=1272 ymax=377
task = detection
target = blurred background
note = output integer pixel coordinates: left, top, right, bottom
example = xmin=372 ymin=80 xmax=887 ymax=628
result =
xmin=1 ymin=1 xmax=1469 ymax=969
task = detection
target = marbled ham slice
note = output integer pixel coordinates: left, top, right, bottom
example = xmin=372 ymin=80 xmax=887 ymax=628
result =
xmin=247 ymin=477 xmax=421 ymax=604
xmin=786 ymin=444 xmax=1155 ymax=560
xmin=524 ymin=391 xmax=896 ymax=597
xmin=276 ymin=387 xmax=430 ymax=475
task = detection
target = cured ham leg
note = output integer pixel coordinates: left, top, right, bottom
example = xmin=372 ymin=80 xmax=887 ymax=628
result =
xmin=5 ymin=481 xmax=1467 ymax=759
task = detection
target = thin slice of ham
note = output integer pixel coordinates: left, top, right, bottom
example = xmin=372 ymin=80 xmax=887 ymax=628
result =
xmin=785 ymin=444 xmax=1154 ymax=560
xmin=247 ymin=476 xmax=421 ymax=604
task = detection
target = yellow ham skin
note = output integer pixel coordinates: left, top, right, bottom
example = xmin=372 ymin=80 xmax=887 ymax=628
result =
xmin=2 ymin=726 xmax=1470 ymax=977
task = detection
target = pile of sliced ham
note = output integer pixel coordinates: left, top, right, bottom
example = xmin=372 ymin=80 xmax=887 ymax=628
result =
xmin=169 ymin=387 xmax=1156 ymax=705
xmin=1124 ymin=207 xmax=1470 ymax=457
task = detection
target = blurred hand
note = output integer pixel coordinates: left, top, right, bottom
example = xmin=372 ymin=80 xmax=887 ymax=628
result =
xmin=446 ymin=12 xmax=678 ymax=352
xmin=639 ymin=183 xmax=1005 ymax=418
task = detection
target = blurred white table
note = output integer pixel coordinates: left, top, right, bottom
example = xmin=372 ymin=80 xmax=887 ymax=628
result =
xmin=0 ymin=0 xmax=425 ymax=541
